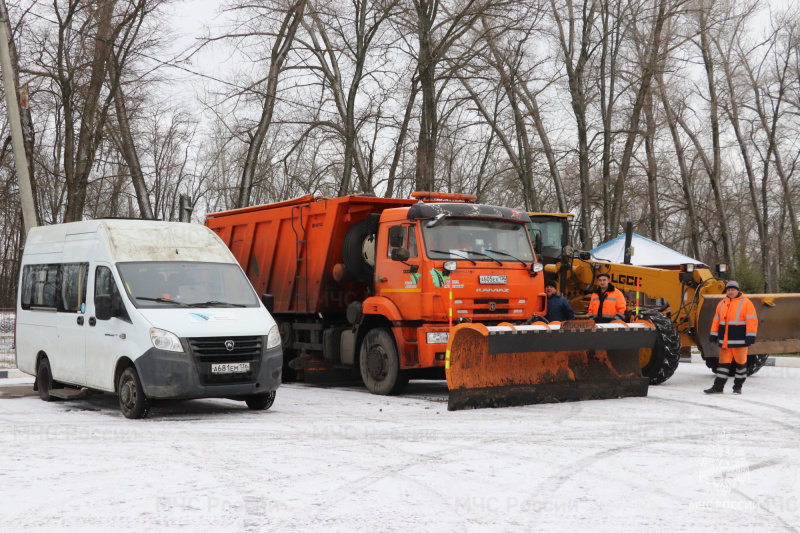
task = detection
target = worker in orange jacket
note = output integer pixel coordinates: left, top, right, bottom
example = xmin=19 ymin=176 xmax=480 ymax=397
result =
xmin=587 ymin=272 xmax=627 ymax=323
xmin=705 ymin=280 xmax=758 ymax=394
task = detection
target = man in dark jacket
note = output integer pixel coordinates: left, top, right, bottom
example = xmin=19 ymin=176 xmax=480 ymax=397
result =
xmin=544 ymin=280 xmax=575 ymax=322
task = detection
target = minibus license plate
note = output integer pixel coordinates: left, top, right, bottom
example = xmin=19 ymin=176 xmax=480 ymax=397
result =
xmin=211 ymin=362 xmax=250 ymax=374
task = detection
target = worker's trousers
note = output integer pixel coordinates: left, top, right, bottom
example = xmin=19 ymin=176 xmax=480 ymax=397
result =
xmin=712 ymin=347 xmax=748 ymax=390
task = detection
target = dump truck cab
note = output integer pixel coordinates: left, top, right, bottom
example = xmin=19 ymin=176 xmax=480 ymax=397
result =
xmin=364 ymin=197 xmax=546 ymax=372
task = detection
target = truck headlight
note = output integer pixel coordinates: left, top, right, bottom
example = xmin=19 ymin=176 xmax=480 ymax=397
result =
xmin=150 ymin=328 xmax=183 ymax=352
xmin=532 ymin=262 xmax=544 ymax=272
xmin=267 ymin=325 xmax=281 ymax=349
xmin=426 ymin=331 xmax=450 ymax=344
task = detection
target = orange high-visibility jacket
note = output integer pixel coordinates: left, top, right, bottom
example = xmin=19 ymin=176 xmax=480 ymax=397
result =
xmin=709 ymin=293 xmax=758 ymax=348
xmin=588 ymin=285 xmax=627 ymax=318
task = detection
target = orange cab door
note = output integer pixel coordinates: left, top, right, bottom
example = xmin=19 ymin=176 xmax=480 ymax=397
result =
xmin=375 ymin=223 xmax=422 ymax=320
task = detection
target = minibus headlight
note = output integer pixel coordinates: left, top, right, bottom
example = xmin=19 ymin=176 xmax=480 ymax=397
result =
xmin=267 ymin=325 xmax=281 ymax=349
xmin=150 ymin=328 xmax=183 ymax=352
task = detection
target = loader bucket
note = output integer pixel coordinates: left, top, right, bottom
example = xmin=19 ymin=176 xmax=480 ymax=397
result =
xmin=697 ymin=294 xmax=800 ymax=357
xmin=445 ymin=321 xmax=657 ymax=411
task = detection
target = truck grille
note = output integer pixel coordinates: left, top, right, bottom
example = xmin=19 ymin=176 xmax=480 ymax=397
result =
xmin=188 ymin=336 xmax=263 ymax=385
xmin=459 ymin=299 xmax=518 ymax=318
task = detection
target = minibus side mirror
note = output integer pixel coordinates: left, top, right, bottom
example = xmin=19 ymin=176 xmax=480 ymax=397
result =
xmin=95 ymin=294 xmax=112 ymax=320
xmin=261 ymin=294 xmax=274 ymax=314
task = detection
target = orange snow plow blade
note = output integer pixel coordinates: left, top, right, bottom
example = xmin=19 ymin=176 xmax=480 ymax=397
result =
xmin=445 ymin=321 xmax=658 ymax=411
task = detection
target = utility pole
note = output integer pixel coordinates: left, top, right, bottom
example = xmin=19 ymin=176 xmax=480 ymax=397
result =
xmin=0 ymin=13 xmax=37 ymax=233
xmin=178 ymin=194 xmax=193 ymax=222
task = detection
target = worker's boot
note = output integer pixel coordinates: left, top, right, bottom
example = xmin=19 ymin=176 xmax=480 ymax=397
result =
xmin=704 ymin=377 xmax=726 ymax=394
xmin=706 ymin=362 xmax=732 ymax=394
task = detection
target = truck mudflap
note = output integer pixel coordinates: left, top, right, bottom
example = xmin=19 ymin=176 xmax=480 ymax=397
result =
xmin=445 ymin=321 xmax=657 ymax=411
xmin=696 ymin=294 xmax=800 ymax=357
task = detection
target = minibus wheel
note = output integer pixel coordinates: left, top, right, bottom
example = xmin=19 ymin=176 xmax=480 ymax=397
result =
xmin=245 ymin=391 xmax=276 ymax=410
xmin=118 ymin=366 xmax=151 ymax=419
xmin=37 ymin=357 xmax=56 ymax=402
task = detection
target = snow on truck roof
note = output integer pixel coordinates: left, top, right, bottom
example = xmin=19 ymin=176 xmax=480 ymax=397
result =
xmin=26 ymin=220 xmax=236 ymax=263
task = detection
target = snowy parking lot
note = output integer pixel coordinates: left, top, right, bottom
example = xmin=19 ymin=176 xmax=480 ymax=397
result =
xmin=1 ymin=362 xmax=799 ymax=533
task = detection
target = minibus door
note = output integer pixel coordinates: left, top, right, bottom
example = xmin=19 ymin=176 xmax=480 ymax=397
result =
xmin=85 ymin=264 xmax=133 ymax=391
xmin=55 ymin=263 xmax=89 ymax=385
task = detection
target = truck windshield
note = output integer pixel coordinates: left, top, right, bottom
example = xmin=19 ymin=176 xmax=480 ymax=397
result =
xmin=421 ymin=219 xmax=534 ymax=264
xmin=117 ymin=262 xmax=259 ymax=308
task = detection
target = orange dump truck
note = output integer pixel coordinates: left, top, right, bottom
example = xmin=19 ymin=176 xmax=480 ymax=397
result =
xmin=205 ymin=192 xmax=658 ymax=410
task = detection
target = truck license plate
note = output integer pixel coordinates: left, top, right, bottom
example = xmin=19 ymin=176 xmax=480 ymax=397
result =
xmin=479 ymin=275 xmax=507 ymax=285
xmin=211 ymin=362 xmax=250 ymax=374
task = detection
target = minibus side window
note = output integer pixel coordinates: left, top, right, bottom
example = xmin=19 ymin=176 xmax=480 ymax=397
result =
xmin=20 ymin=265 xmax=34 ymax=310
xmin=95 ymin=266 xmax=130 ymax=322
xmin=59 ymin=263 xmax=89 ymax=313
xmin=21 ymin=264 xmax=58 ymax=310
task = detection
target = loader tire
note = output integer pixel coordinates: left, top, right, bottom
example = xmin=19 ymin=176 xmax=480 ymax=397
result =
xmin=637 ymin=309 xmax=681 ymax=385
xmin=746 ymin=354 xmax=769 ymax=376
xmin=342 ymin=219 xmax=377 ymax=283
xmin=359 ymin=328 xmax=409 ymax=396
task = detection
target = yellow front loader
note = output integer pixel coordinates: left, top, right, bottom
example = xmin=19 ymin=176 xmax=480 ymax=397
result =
xmin=527 ymin=213 xmax=800 ymax=383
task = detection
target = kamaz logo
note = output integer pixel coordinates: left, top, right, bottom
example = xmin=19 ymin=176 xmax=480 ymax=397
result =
xmin=476 ymin=288 xmax=509 ymax=292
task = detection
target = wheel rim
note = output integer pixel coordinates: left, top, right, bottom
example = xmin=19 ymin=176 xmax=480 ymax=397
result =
xmin=120 ymin=376 xmax=137 ymax=411
xmin=639 ymin=348 xmax=653 ymax=368
xmin=366 ymin=344 xmax=388 ymax=380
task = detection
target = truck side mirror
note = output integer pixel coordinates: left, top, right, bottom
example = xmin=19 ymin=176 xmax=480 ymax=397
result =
xmin=534 ymin=233 xmax=543 ymax=255
xmin=579 ymin=227 xmax=587 ymax=247
xmin=391 ymin=248 xmax=410 ymax=262
xmin=388 ymin=226 xmax=405 ymax=248
xmin=95 ymin=294 xmax=112 ymax=320
xmin=261 ymin=294 xmax=275 ymax=314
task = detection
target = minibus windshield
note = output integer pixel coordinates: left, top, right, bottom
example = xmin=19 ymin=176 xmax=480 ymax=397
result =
xmin=117 ymin=262 xmax=259 ymax=308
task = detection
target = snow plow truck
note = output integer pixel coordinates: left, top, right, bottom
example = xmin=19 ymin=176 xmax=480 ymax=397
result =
xmin=205 ymin=192 xmax=659 ymax=410
xmin=527 ymin=212 xmax=800 ymax=385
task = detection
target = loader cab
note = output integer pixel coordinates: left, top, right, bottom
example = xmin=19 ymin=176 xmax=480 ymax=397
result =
xmin=527 ymin=214 xmax=573 ymax=264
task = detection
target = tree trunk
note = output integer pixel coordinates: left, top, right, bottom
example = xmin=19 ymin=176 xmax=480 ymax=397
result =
xmin=109 ymin=56 xmax=153 ymax=219
xmin=696 ymin=4 xmax=734 ymax=270
xmin=237 ymin=0 xmax=306 ymax=208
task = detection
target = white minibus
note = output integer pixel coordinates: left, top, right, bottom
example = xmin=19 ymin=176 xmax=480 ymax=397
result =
xmin=16 ymin=220 xmax=282 ymax=418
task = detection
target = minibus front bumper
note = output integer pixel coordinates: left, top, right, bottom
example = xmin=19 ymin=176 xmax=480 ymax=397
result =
xmin=135 ymin=341 xmax=282 ymax=400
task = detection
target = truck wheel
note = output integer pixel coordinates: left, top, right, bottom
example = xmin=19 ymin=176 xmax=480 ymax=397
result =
xmin=277 ymin=320 xmax=298 ymax=382
xmin=342 ymin=219 xmax=376 ymax=283
xmin=637 ymin=309 xmax=681 ymax=385
xmin=118 ymin=366 xmax=150 ymax=419
xmin=359 ymin=328 xmax=409 ymax=395
xmin=245 ymin=391 xmax=276 ymax=410
xmin=37 ymin=357 xmax=56 ymax=402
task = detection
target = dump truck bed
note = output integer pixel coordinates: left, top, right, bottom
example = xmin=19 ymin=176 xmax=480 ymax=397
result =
xmin=206 ymin=195 xmax=414 ymax=314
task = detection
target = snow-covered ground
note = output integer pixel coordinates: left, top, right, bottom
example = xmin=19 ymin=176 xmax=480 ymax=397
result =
xmin=1 ymin=363 xmax=799 ymax=533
